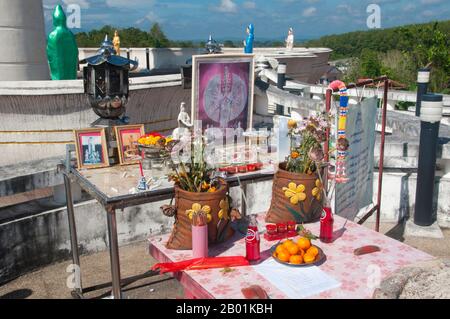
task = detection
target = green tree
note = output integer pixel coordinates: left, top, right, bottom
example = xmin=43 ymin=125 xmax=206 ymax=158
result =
xmin=359 ymin=49 xmax=382 ymax=79
xmin=149 ymin=23 xmax=169 ymax=48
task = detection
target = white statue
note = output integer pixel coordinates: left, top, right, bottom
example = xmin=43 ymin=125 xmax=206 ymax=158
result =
xmin=286 ymin=28 xmax=294 ymax=51
xmin=173 ymin=102 xmax=193 ymax=140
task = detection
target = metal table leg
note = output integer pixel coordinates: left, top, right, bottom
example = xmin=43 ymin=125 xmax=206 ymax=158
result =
xmin=64 ymin=174 xmax=83 ymax=298
xmin=106 ymin=207 xmax=123 ymax=299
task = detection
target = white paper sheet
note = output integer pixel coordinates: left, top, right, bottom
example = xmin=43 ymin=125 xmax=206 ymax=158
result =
xmin=253 ymin=258 xmax=341 ymax=299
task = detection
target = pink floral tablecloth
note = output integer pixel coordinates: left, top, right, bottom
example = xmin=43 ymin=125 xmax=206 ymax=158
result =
xmin=149 ymin=215 xmax=435 ymax=299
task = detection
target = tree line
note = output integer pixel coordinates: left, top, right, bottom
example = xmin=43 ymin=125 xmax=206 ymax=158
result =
xmin=305 ymin=20 xmax=450 ymax=93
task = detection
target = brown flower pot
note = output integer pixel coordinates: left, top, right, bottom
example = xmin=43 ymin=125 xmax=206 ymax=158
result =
xmin=266 ymin=163 xmax=323 ymax=224
xmin=166 ymin=181 xmax=234 ymax=250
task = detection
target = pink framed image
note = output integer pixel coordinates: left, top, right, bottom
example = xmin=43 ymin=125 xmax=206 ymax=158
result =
xmin=114 ymin=124 xmax=145 ymax=165
xmin=74 ymin=128 xmax=110 ymax=169
xmin=191 ymin=54 xmax=255 ymax=131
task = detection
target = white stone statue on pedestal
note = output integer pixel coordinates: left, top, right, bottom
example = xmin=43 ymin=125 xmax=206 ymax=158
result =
xmin=172 ymin=102 xmax=193 ymax=140
xmin=286 ymin=28 xmax=294 ymax=51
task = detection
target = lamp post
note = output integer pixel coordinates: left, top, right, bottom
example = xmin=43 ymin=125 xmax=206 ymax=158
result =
xmin=414 ymin=93 xmax=443 ymax=226
xmin=276 ymin=63 xmax=287 ymax=115
xmin=415 ymin=68 xmax=431 ymax=117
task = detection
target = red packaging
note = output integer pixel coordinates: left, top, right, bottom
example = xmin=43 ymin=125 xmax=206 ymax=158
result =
xmin=276 ymin=223 xmax=287 ymax=234
xmin=320 ymin=206 xmax=334 ymax=243
xmin=266 ymin=224 xmax=277 ymax=235
xmin=287 ymin=221 xmax=296 ymax=232
xmin=246 ymin=215 xmax=261 ymax=262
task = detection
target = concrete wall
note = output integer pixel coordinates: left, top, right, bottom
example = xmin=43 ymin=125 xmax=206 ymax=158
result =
xmin=1 ymin=172 xmax=449 ymax=284
xmin=0 ymin=181 xmax=272 ymax=284
xmin=0 ymin=77 xmax=191 ymax=167
xmin=0 ymin=0 xmax=50 ymax=81
xmin=78 ymin=47 xmax=332 ymax=83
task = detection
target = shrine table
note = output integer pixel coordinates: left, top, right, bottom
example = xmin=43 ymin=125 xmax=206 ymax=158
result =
xmin=149 ymin=215 xmax=435 ymax=299
xmin=60 ymin=162 xmax=274 ymax=299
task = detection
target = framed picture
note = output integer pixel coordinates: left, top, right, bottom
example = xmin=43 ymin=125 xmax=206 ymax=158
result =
xmin=191 ymin=54 xmax=255 ymax=132
xmin=74 ymin=128 xmax=110 ymax=169
xmin=114 ymin=124 xmax=145 ymax=165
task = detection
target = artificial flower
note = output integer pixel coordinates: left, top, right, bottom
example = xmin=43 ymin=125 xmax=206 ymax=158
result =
xmin=186 ymin=203 xmax=212 ymax=223
xmin=218 ymin=198 xmax=230 ymax=220
xmin=283 ymin=182 xmax=307 ymax=205
xmin=312 ymin=179 xmax=323 ymax=201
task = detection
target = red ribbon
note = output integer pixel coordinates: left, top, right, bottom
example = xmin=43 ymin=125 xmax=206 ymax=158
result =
xmin=152 ymin=256 xmax=250 ymax=274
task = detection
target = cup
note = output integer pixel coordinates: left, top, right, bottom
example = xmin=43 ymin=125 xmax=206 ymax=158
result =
xmin=266 ymin=224 xmax=277 ymax=235
xmin=287 ymin=221 xmax=296 ymax=232
xmin=192 ymin=225 xmax=208 ymax=258
xmin=276 ymin=223 xmax=287 ymax=234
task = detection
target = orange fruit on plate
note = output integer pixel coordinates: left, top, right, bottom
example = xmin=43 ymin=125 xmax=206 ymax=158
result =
xmin=303 ymin=253 xmax=316 ymax=264
xmin=282 ymin=240 xmax=295 ymax=249
xmin=289 ymin=255 xmax=303 ymax=265
xmin=287 ymin=244 xmax=299 ymax=255
xmin=276 ymin=245 xmax=288 ymax=255
xmin=298 ymin=248 xmax=305 ymax=257
xmin=297 ymin=237 xmax=311 ymax=251
xmin=277 ymin=251 xmax=291 ymax=262
xmin=306 ymin=246 xmax=319 ymax=257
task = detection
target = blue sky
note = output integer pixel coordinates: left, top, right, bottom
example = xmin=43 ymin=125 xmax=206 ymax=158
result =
xmin=42 ymin=0 xmax=450 ymax=40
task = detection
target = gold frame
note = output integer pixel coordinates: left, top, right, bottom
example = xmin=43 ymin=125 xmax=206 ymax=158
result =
xmin=74 ymin=128 xmax=110 ymax=169
xmin=114 ymin=124 xmax=145 ymax=165
xmin=191 ymin=53 xmax=255 ymax=131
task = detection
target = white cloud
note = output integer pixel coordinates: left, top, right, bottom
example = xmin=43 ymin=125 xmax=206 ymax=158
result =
xmin=302 ymin=7 xmax=317 ymax=17
xmin=105 ymin=0 xmax=154 ymax=8
xmin=243 ymin=1 xmax=256 ymax=9
xmin=420 ymin=0 xmax=443 ymax=4
xmin=63 ymin=0 xmax=90 ymax=9
xmin=213 ymin=0 xmax=238 ymax=13
xmin=403 ymin=4 xmax=416 ymax=12
xmin=43 ymin=0 xmax=91 ymax=9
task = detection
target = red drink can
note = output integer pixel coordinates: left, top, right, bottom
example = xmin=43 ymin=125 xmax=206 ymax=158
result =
xmin=320 ymin=207 xmax=334 ymax=243
xmin=276 ymin=223 xmax=287 ymax=233
xmin=245 ymin=216 xmax=261 ymax=261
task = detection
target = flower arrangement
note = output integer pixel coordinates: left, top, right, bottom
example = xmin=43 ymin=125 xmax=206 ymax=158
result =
xmin=285 ymin=112 xmax=332 ymax=175
xmin=168 ymin=136 xmax=218 ymax=193
xmin=138 ymin=132 xmax=174 ymax=147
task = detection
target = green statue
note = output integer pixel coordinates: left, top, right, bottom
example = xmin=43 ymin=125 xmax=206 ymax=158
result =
xmin=46 ymin=5 xmax=78 ymax=80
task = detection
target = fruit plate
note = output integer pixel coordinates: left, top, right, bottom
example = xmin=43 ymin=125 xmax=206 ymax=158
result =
xmin=270 ymin=243 xmax=326 ymax=267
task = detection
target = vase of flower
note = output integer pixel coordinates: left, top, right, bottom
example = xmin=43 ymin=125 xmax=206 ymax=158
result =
xmin=163 ymin=136 xmax=237 ymax=250
xmin=266 ymin=113 xmax=331 ymax=224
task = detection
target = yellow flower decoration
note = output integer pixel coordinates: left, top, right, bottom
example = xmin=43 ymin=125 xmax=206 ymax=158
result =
xmin=218 ymin=198 xmax=230 ymax=220
xmin=283 ymin=182 xmax=307 ymax=205
xmin=312 ymin=179 xmax=323 ymax=201
xmin=186 ymin=203 xmax=212 ymax=223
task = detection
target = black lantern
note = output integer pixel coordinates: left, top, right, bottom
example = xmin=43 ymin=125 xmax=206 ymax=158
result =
xmin=82 ymin=36 xmax=138 ymax=122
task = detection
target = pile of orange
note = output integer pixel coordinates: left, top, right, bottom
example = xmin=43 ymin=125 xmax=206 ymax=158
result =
xmin=272 ymin=238 xmax=320 ymax=265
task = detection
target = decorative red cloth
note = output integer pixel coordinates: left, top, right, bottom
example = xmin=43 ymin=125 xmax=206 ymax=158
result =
xmin=152 ymin=256 xmax=250 ymax=274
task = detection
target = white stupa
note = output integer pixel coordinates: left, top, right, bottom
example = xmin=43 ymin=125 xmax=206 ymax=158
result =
xmin=0 ymin=0 xmax=50 ymax=80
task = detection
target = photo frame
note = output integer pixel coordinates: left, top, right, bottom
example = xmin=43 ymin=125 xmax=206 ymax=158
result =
xmin=74 ymin=128 xmax=110 ymax=169
xmin=191 ymin=54 xmax=255 ymax=132
xmin=114 ymin=124 xmax=145 ymax=165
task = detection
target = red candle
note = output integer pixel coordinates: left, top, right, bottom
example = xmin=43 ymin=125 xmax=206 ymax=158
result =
xmin=276 ymin=223 xmax=287 ymax=233
xmin=139 ymin=151 xmax=145 ymax=177
xmin=266 ymin=224 xmax=277 ymax=235
xmin=287 ymin=221 xmax=296 ymax=232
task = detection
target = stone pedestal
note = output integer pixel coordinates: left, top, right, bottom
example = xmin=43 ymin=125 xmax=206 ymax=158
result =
xmin=0 ymin=0 xmax=50 ymax=81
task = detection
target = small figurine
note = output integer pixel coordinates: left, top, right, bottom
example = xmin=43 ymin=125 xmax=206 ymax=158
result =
xmin=46 ymin=5 xmax=79 ymax=80
xmin=113 ymin=30 xmax=121 ymax=56
xmin=173 ymin=102 xmax=193 ymax=140
xmin=243 ymin=24 xmax=254 ymax=54
xmin=285 ymin=28 xmax=294 ymax=51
